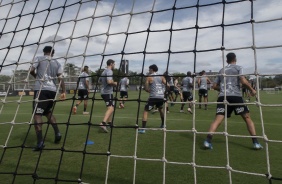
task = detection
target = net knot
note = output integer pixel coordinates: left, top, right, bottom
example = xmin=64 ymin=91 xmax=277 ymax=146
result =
xmin=263 ymin=135 xmax=269 ymax=142
xmin=226 ymin=165 xmax=232 ymax=171
xmin=162 ymin=157 xmax=167 ymax=163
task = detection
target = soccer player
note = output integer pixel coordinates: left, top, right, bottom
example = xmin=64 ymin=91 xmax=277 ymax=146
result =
xmin=139 ymin=64 xmax=168 ymax=134
xmin=203 ymin=52 xmax=263 ymax=150
xmin=180 ymin=71 xmax=193 ymax=114
xmin=72 ymin=66 xmax=90 ymax=115
xmin=173 ymin=76 xmax=183 ymax=103
xmin=118 ymin=74 xmax=129 ymax=109
xmin=30 ymin=46 xmax=66 ymax=151
xmin=98 ymin=59 xmax=117 ymax=133
xmin=164 ymin=71 xmax=175 ymax=107
xmin=198 ymin=70 xmax=211 ymax=110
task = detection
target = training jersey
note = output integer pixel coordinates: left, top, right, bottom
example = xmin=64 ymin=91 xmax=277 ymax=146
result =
xmin=149 ymin=73 xmax=164 ymax=99
xmin=99 ymin=68 xmax=113 ymax=95
xmin=33 ymin=56 xmax=63 ymax=92
xmin=199 ymin=76 xmax=208 ymax=90
xmin=215 ymin=64 xmax=243 ymax=97
xmin=168 ymin=76 xmax=174 ymax=86
xmin=119 ymin=77 xmax=129 ymax=92
xmin=78 ymin=71 xmax=89 ymax=90
xmin=182 ymin=76 xmax=193 ymax=92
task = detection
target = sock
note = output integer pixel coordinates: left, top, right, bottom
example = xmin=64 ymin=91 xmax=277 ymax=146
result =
xmin=161 ymin=117 xmax=164 ymax=126
xmin=36 ymin=130 xmax=43 ymax=145
xmin=180 ymin=105 xmax=184 ymax=110
xmin=142 ymin=121 xmax=147 ymax=128
xmin=102 ymin=121 xmax=107 ymax=126
xmin=252 ymin=137 xmax=259 ymax=144
xmin=84 ymin=107 xmax=86 ymax=111
xmin=206 ymin=134 xmax=213 ymax=143
xmin=52 ymin=124 xmax=60 ymax=135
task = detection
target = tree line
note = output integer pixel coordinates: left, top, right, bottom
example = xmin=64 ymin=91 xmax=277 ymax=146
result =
xmin=0 ymin=63 xmax=281 ymax=90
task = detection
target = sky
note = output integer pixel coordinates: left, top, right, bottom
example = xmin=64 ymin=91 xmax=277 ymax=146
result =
xmin=0 ymin=0 xmax=281 ymax=77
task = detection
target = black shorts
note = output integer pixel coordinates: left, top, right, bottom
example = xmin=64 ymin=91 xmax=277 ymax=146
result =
xmin=77 ymin=89 xmax=88 ymax=100
xmin=174 ymin=89 xmax=180 ymax=95
xmin=198 ymin=89 xmax=208 ymax=97
xmin=144 ymin=98 xmax=165 ymax=111
xmin=101 ymin=94 xmax=115 ymax=107
xmin=182 ymin=91 xmax=193 ymax=102
xmin=216 ymin=96 xmax=249 ymax=118
xmin=120 ymin=91 xmax=128 ymax=98
xmin=33 ymin=90 xmax=56 ymax=115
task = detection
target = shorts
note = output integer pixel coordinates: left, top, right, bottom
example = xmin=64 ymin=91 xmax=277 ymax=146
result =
xmin=120 ymin=91 xmax=128 ymax=98
xmin=77 ymin=89 xmax=88 ymax=100
xmin=174 ymin=89 xmax=180 ymax=95
xmin=216 ymin=96 xmax=249 ymax=118
xmin=33 ymin=90 xmax=56 ymax=115
xmin=182 ymin=91 xmax=193 ymax=102
xmin=144 ymin=98 xmax=165 ymax=111
xmin=101 ymin=94 xmax=115 ymax=107
xmin=198 ymin=89 xmax=208 ymax=97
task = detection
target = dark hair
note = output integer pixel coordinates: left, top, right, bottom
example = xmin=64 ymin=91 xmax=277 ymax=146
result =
xmin=106 ymin=59 xmax=115 ymax=66
xmin=149 ymin=64 xmax=158 ymax=72
xmin=226 ymin=52 xmax=236 ymax=63
xmin=187 ymin=71 xmax=191 ymax=76
xmin=43 ymin=46 xmax=55 ymax=54
xmin=84 ymin=66 xmax=89 ymax=71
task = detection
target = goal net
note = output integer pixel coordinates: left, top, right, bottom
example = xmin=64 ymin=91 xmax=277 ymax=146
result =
xmin=0 ymin=0 xmax=282 ymax=184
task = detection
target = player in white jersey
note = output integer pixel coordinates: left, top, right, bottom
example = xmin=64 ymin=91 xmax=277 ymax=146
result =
xmin=72 ymin=66 xmax=90 ymax=115
xmin=197 ymin=70 xmax=211 ymax=110
xmin=173 ymin=76 xmax=183 ymax=103
xmin=98 ymin=59 xmax=117 ymax=133
xmin=203 ymin=52 xmax=263 ymax=150
xmin=30 ymin=46 xmax=66 ymax=151
xmin=180 ymin=71 xmax=193 ymax=114
xmin=139 ymin=64 xmax=169 ymax=134
xmin=118 ymin=75 xmax=129 ymax=109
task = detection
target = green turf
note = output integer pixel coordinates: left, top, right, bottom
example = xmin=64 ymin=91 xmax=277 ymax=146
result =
xmin=0 ymin=90 xmax=281 ymax=184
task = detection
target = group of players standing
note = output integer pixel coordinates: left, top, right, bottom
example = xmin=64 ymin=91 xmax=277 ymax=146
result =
xmin=30 ymin=46 xmax=262 ymax=151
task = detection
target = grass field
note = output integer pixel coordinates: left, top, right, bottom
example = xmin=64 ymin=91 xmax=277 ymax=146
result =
xmin=0 ymin=90 xmax=282 ymax=184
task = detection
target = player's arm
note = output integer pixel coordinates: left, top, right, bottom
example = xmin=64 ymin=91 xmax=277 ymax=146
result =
xmin=57 ymin=73 xmax=66 ymax=100
xmin=107 ymin=73 xmax=117 ymax=86
xmin=30 ymin=66 xmax=36 ymax=78
xmin=197 ymin=78 xmax=201 ymax=87
xmin=86 ymin=79 xmax=90 ymax=92
xmin=161 ymin=76 xmax=169 ymax=89
xmin=207 ymin=77 xmax=212 ymax=84
xmin=240 ymin=76 xmax=256 ymax=96
xmin=144 ymin=76 xmax=152 ymax=93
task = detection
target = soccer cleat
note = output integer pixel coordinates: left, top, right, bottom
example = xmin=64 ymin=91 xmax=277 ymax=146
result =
xmin=203 ymin=140 xmax=213 ymax=149
xmin=187 ymin=108 xmax=193 ymax=114
xmin=120 ymin=103 xmax=124 ymax=109
xmin=54 ymin=134 xmax=61 ymax=144
xmin=180 ymin=110 xmax=184 ymax=113
xmin=253 ymin=143 xmax=263 ymax=150
xmin=166 ymin=111 xmax=170 ymax=114
xmin=33 ymin=142 xmax=45 ymax=151
xmin=99 ymin=123 xmax=108 ymax=133
xmin=72 ymin=106 xmax=77 ymax=114
xmin=138 ymin=129 xmax=146 ymax=134
xmin=83 ymin=111 xmax=89 ymax=115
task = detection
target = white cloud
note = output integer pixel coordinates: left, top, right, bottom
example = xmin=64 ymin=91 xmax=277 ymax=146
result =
xmin=0 ymin=0 xmax=281 ymax=77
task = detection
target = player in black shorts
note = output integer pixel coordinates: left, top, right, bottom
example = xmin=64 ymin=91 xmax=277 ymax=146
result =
xmin=203 ymin=52 xmax=263 ymax=150
xmin=30 ymin=46 xmax=66 ymax=151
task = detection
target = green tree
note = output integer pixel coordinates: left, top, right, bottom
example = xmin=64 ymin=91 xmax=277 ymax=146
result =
xmin=64 ymin=63 xmax=80 ymax=82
